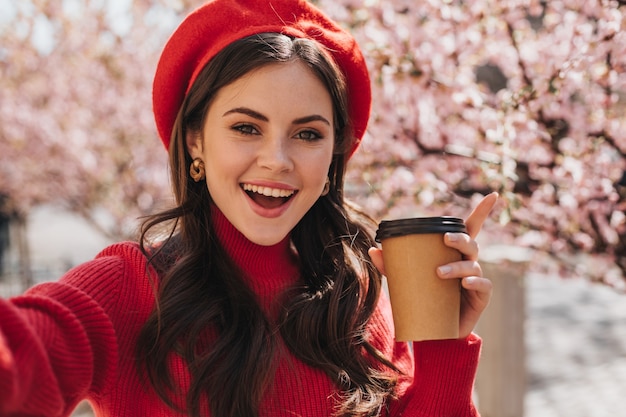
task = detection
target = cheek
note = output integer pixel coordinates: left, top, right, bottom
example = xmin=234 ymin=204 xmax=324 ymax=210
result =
xmin=203 ymin=142 xmax=246 ymax=180
xmin=303 ymin=153 xmax=333 ymax=185
xmin=202 ymin=156 xmax=235 ymax=195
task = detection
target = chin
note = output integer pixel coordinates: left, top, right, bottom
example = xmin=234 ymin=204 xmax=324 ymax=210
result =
xmin=244 ymin=229 xmax=290 ymax=247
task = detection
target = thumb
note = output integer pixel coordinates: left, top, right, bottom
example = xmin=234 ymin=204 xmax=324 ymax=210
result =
xmin=465 ymin=192 xmax=499 ymax=238
xmin=368 ymin=247 xmax=386 ymax=276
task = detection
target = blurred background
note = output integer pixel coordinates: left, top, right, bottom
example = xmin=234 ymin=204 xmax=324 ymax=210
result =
xmin=1 ymin=1 xmax=625 ymax=416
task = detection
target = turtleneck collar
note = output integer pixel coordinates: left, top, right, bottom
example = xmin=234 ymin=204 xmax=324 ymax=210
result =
xmin=210 ymin=204 xmax=300 ymax=297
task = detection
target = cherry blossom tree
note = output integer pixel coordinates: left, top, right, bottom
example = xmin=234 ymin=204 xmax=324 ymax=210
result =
xmin=0 ymin=0 xmax=186 ymax=239
xmin=318 ymin=0 xmax=626 ymax=287
xmin=1 ymin=0 xmax=625 ymax=287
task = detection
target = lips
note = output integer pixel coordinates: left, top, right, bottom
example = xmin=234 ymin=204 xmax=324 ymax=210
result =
xmin=241 ymin=183 xmax=296 ymax=209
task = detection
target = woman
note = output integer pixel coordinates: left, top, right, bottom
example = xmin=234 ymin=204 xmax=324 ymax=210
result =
xmin=0 ymin=1 xmax=497 ymax=416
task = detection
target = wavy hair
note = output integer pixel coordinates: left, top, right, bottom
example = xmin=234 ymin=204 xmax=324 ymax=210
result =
xmin=137 ymin=33 xmax=399 ymax=417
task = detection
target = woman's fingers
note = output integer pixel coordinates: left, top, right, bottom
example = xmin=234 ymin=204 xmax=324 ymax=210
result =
xmin=368 ymin=247 xmax=385 ymax=276
xmin=461 ymin=276 xmax=493 ymax=297
xmin=436 ymin=259 xmax=482 ymax=279
xmin=458 ymin=276 xmax=493 ymax=337
xmin=443 ymin=232 xmax=480 ymax=260
xmin=465 ymin=192 xmax=499 ymax=239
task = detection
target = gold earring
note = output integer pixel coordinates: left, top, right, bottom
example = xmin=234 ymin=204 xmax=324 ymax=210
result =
xmin=321 ymin=177 xmax=330 ymax=196
xmin=190 ymin=158 xmax=206 ymax=182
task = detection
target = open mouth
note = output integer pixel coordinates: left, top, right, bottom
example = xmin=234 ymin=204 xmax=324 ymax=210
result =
xmin=241 ymin=183 xmax=296 ymax=209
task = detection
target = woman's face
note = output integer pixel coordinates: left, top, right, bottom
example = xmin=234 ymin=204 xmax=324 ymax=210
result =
xmin=187 ymin=60 xmax=335 ymax=246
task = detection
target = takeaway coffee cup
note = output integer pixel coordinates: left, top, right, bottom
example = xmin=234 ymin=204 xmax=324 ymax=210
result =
xmin=375 ymin=217 xmax=467 ymax=341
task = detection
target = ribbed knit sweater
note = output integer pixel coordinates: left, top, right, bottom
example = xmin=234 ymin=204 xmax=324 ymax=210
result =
xmin=0 ymin=209 xmax=480 ymax=416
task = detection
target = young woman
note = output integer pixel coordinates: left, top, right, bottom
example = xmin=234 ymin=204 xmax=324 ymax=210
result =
xmin=0 ymin=1 xmax=498 ymax=416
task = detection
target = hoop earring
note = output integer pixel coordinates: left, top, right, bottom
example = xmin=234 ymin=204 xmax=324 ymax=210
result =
xmin=321 ymin=177 xmax=330 ymax=196
xmin=190 ymin=158 xmax=206 ymax=182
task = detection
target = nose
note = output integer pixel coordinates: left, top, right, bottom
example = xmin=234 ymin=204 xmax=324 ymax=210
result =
xmin=257 ymin=135 xmax=294 ymax=172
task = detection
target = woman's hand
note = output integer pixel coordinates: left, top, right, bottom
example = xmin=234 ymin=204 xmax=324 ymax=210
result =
xmin=368 ymin=192 xmax=499 ymax=339
xmin=440 ymin=192 xmax=498 ymax=337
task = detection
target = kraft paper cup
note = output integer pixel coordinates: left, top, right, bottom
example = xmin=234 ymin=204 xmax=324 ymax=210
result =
xmin=375 ymin=217 xmax=467 ymax=341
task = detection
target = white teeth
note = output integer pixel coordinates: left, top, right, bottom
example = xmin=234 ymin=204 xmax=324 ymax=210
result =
xmin=242 ymin=184 xmax=295 ymax=198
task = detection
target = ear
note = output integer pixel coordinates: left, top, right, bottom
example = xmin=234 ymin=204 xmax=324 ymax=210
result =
xmin=185 ymin=129 xmax=204 ymax=160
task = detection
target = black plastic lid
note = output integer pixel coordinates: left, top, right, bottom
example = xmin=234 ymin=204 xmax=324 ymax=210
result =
xmin=375 ymin=216 xmax=467 ymax=242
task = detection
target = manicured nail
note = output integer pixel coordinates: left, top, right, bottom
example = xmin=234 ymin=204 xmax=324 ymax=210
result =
xmin=438 ymin=265 xmax=452 ymax=276
xmin=446 ymin=233 xmax=458 ymax=242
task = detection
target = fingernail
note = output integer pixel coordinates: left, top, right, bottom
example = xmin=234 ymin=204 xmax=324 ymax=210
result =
xmin=438 ymin=265 xmax=452 ymax=276
xmin=463 ymin=277 xmax=477 ymax=285
xmin=446 ymin=233 xmax=458 ymax=242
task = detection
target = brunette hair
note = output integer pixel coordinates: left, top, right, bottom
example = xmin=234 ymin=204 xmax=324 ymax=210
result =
xmin=138 ymin=33 xmax=398 ymax=417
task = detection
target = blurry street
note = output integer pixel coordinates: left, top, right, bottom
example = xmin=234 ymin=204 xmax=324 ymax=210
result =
xmin=524 ymin=273 xmax=626 ymax=417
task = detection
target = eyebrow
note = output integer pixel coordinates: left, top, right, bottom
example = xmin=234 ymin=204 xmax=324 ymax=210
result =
xmin=223 ymin=107 xmax=331 ymax=126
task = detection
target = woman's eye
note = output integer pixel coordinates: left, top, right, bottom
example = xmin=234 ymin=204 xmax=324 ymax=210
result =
xmin=232 ymin=124 xmax=259 ymax=135
xmin=296 ymin=130 xmax=322 ymax=141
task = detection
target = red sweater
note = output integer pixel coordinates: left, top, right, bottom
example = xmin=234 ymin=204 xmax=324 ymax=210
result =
xmin=0 ymin=210 xmax=481 ymax=416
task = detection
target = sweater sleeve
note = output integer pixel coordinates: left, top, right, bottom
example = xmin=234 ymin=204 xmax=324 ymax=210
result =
xmin=391 ymin=336 xmax=481 ymax=417
xmin=0 ymin=242 xmax=147 ymax=416
xmin=368 ymin=290 xmax=481 ymax=417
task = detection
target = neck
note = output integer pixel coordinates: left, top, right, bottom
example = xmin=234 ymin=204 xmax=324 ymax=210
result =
xmin=210 ymin=205 xmax=300 ymax=301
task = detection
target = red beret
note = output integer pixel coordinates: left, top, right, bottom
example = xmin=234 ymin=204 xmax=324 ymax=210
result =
xmin=152 ymin=0 xmax=371 ymax=157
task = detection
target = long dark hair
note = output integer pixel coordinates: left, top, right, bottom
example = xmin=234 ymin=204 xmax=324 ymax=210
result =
xmin=137 ymin=33 xmax=399 ymax=417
